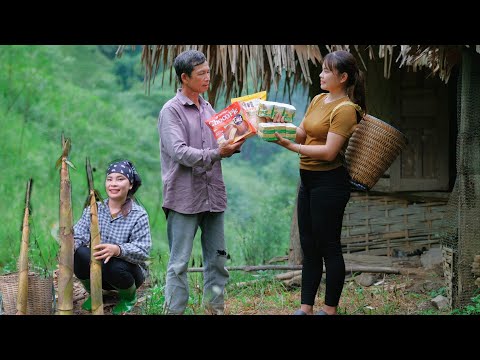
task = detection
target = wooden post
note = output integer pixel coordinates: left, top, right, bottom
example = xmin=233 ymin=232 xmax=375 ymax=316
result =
xmin=454 ymin=47 xmax=480 ymax=308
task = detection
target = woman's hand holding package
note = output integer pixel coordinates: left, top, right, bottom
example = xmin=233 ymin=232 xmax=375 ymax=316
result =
xmin=260 ymin=112 xmax=285 ymax=123
xmin=273 ymin=132 xmax=293 ymax=148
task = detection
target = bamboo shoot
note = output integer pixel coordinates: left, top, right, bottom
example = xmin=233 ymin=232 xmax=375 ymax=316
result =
xmin=16 ymin=178 xmax=32 ymax=315
xmin=86 ymin=158 xmax=103 ymax=315
xmin=57 ymin=135 xmax=74 ymax=315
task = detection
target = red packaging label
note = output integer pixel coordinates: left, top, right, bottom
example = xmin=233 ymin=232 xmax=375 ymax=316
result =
xmin=205 ymin=102 xmax=257 ymax=144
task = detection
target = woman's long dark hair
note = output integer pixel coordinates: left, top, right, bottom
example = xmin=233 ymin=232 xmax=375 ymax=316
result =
xmin=323 ymin=50 xmax=367 ymax=121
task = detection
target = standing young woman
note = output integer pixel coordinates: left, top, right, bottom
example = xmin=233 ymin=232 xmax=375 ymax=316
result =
xmin=73 ymin=160 xmax=152 ymax=315
xmin=273 ymin=50 xmax=366 ymax=315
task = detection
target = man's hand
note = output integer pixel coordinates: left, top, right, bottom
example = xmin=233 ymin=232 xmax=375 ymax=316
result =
xmin=219 ymin=138 xmax=246 ymax=158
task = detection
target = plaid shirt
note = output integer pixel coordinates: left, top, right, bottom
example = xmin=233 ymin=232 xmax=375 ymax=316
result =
xmin=73 ymin=199 xmax=152 ymax=277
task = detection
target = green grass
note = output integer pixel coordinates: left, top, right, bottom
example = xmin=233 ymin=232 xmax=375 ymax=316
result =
xmin=130 ymin=267 xmax=477 ymax=316
xmin=451 ymin=293 xmax=480 ymax=315
xmin=140 ymin=284 xmax=166 ymax=315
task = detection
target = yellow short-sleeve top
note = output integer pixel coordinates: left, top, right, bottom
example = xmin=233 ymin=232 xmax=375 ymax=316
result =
xmin=300 ymin=93 xmax=358 ymax=171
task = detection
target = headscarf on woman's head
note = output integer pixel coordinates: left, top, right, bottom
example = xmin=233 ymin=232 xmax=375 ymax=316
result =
xmin=106 ymin=160 xmax=142 ymax=197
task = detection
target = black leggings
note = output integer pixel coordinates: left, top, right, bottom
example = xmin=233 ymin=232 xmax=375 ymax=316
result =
xmin=74 ymin=246 xmax=145 ymax=290
xmin=298 ymin=167 xmax=350 ymax=307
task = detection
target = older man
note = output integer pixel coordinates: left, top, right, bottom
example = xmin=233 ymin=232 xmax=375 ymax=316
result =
xmin=158 ymin=50 xmax=244 ymax=315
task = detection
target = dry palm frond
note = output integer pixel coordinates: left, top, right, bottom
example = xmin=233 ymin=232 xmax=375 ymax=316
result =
xmin=117 ymin=45 xmax=324 ymax=106
xmin=378 ymin=45 xmax=395 ymax=79
xmin=394 ymin=45 xmax=464 ymax=82
xmin=353 ymin=45 xmax=368 ymax=72
xmin=116 ymin=45 xmax=478 ymax=107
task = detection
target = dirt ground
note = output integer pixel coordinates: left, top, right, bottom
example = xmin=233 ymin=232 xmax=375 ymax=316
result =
xmin=223 ymin=266 xmax=447 ymax=315
xmin=65 ymin=261 xmax=447 ymax=315
xmin=53 ymin=271 xmax=150 ymax=315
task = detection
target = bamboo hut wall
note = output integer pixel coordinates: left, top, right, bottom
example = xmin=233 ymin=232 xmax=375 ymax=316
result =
xmin=341 ymin=192 xmax=449 ymax=256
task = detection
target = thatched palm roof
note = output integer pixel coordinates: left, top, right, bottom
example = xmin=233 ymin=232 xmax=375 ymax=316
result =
xmin=116 ymin=45 xmax=478 ymax=107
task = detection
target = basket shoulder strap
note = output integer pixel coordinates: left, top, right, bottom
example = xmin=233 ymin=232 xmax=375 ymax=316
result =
xmin=330 ymin=101 xmax=363 ymax=125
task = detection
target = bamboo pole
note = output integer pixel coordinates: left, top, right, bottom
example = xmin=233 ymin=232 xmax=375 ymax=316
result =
xmin=16 ymin=178 xmax=32 ymax=315
xmin=86 ymin=158 xmax=103 ymax=315
xmin=56 ymin=135 xmax=74 ymax=315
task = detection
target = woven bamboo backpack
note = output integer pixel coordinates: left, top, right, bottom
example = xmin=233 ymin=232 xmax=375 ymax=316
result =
xmin=331 ymin=101 xmax=408 ymax=191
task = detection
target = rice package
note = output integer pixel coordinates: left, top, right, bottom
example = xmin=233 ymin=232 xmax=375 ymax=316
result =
xmin=257 ymin=122 xmax=279 ymax=142
xmin=257 ymin=122 xmax=297 ymax=142
xmin=205 ymin=101 xmax=257 ymax=145
xmin=257 ymin=101 xmax=276 ymax=118
xmin=281 ymin=104 xmax=296 ymax=122
xmin=284 ymin=123 xmax=297 ymax=141
xmin=257 ymin=101 xmax=296 ymax=122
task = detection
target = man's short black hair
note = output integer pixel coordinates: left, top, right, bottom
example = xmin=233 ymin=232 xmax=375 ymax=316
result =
xmin=173 ymin=50 xmax=207 ymax=84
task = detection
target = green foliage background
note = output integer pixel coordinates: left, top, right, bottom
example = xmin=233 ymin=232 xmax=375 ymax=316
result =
xmin=0 ymin=45 xmax=308 ymax=278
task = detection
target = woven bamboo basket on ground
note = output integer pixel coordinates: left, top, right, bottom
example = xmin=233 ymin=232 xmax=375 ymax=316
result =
xmin=345 ymin=114 xmax=407 ymax=191
xmin=0 ymin=272 xmax=53 ymax=315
